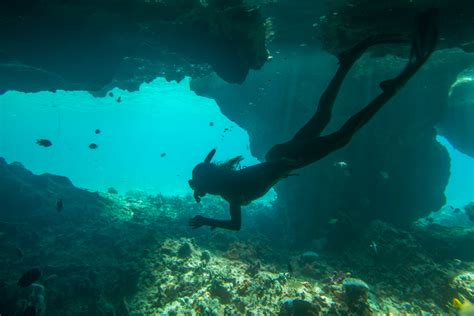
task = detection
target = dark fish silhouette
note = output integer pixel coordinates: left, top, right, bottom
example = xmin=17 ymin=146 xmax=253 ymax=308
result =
xmin=453 ymin=208 xmax=461 ymax=213
xmin=209 ymin=122 xmax=214 ymax=127
xmin=160 ymin=153 xmax=167 ymax=158
xmin=95 ymin=129 xmax=101 ymax=134
xmin=89 ymin=143 xmax=98 ymax=149
xmin=108 ymin=92 xmax=114 ymax=97
xmin=22 ymin=306 xmax=37 ymax=316
xmin=116 ymin=96 xmax=122 ymax=103
xmin=36 ymin=139 xmax=52 ymax=147
xmin=18 ymin=267 xmax=42 ymax=287
xmin=56 ymin=199 xmax=63 ymax=213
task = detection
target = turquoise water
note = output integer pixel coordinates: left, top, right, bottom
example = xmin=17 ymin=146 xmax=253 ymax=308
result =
xmin=0 ymin=78 xmax=471 ymax=208
xmin=437 ymin=136 xmax=474 ymax=208
xmin=0 ymin=78 xmax=268 ymax=198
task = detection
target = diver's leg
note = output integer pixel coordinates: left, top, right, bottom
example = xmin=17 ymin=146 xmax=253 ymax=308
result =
xmin=267 ymin=9 xmax=437 ymax=165
xmin=189 ymin=203 xmax=241 ymax=231
xmin=280 ymin=83 xmax=427 ymax=169
xmin=291 ymin=34 xmax=409 ymax=142
xmin=266 ymin=34 xmax=408 ymax=162
xmin=335 ymin=9 xmax=438 ymax=143
xmin=380 ymin=9 xmax=438 ymax=93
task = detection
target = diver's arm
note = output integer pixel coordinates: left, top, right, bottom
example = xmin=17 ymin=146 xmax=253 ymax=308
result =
xmin=189 ymin=203 xmax=241 ymax=231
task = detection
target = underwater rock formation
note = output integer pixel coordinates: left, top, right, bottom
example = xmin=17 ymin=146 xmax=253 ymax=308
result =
xmin=466 ymin=202 xmax=474 ymax=222
xmin=413 ymin=224 xmax=474 ymax=261
xmin=316 ymin=0 xmax=474 ymax=54
xmin=2 ymin=0 xmax=474 ymax=95
xmin=330 ymin=221 xmax=456 ymax=308
xmin=437 ymin=66 xmax=474 ymax=157
xmin=279 ymin=299 xmax=320 ymax=316
xmin=0 ymin=160 xmax=470 ymax=315
xmin=342 ymin=278 xmax=370 ymax=315
xmin=0 ymin=157 xmax=106 ymax=218
xmin=0 ymin=0 xmax=268 ymax=94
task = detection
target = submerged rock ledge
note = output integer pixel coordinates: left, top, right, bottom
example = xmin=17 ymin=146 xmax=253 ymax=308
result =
xmin=0 ymin=0 xmax=268 ymax=95
xmin=2 ymin=1 xmax=474 ymax=94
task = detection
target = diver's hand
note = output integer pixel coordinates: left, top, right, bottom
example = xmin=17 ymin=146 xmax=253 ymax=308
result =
xmin=189 ymin=215 xmax=205 ymax=229
xmin=189 ymin=215 xmax=217 ymax=230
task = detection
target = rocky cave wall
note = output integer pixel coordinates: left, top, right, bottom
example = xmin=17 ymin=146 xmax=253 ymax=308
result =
xmin=0 ymin=0 xmax=269 ymax=95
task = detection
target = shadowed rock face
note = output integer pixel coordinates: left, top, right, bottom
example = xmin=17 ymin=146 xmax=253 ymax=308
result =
xmin=0 ymin=0 xmax=269 ymax=94
xmin=3 ymin=0 xmax=474 ymax=95
xmin=0 ymin=157 xmax=106 ymax=219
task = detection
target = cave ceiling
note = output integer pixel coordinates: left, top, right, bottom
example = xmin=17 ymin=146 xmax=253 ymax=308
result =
xmin=0 ymin=0 xmax=473 ymax=94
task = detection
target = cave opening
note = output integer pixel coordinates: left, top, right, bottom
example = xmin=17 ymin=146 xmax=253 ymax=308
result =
xmin=0 ymin=77 xmax=274 ymax=202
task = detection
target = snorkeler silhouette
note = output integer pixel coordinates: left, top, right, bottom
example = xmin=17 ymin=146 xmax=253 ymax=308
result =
xmin=188 ymin=10 xmax=438 ymax=231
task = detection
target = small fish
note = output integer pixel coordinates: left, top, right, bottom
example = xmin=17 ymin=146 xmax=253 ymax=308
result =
xmin=108 ymin=92 xmax=114 ymax=97
xmin=116 ymin=96 xmax=122 ymax=103
xmin=209 ymin=122 xmax=214 ymax=127
xmin=18 ymin=267 xmax=42 ymax=287
xmin=453 ymin=297 xmax=474 ymax=316
xmin=95 ymin=129 xmax=101 ymax=134
xmin=287 ymin=262 xmax=294 ymax=274
xmin=328 ymin=218 xmax=339 ymax=225
xmin=369 ymin=241 xmax=378 ymax=254
xmin=36 ymin=139 xmax=52 ymax=147
xmin=333 ymin=161 xmax=348 ymax=169
xmin=56 ymin=199 xmax=63 ymax=213
xmin=89 ymin=143 xmax=98 ymax=149
xmin=160 ymin=153 xmax=166 ymax=158
xmin=16 ymin=247 xmax=24 ymax=259
xmin=453 ymin=208 xmax=461 ymax=213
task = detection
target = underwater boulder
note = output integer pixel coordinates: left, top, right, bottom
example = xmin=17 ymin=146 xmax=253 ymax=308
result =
xmin=466 ymin=202 xmax=474 ymax=222
xmin=299 ymin=251 xmax=320 ymax=265
xmin=278 ymin=298 xmax=320 ymax=316
xmin=177 ymin=242 xmax=193 ymax=259
xmin=200 ymin=250 xmax=211 ymax=264
xmin=209 ymin=280 xmax=232 ymax=304
xmin=342 ymin=278 xmax=371 ymax=315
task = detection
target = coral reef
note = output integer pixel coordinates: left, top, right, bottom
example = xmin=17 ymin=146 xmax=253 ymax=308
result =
xmin=0 ymin=162 xmax=472 ymax=315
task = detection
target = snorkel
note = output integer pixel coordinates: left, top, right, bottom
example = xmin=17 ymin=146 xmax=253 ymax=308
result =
xmin=189 ymin=149 xmax=216 ymax=203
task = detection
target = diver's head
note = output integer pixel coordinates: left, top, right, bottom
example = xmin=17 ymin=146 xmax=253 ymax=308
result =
xmin=188 ymin=149 xmax=216 ymax=203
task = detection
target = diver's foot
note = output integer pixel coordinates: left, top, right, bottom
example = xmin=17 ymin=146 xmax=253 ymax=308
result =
xmin=379 ymin=9 xmax=438 ymax=92
xmin=337 ymin=33 xmax=408 ymax=67
xmin=412 ymin=8 xmax=438 ymax=62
